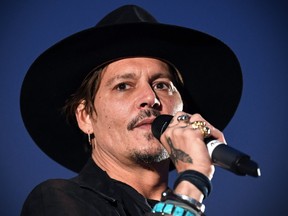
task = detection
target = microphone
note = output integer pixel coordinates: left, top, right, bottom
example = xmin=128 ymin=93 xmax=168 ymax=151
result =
xmin=152 ymin=115 xmax=261 ymax=177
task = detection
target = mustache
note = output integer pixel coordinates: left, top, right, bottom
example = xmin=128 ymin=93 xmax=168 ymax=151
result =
xmin=127 ymin=109 xmax=160 ymax=131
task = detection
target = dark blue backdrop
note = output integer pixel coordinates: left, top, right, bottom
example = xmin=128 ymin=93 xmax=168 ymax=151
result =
xmin=1 ymin=1 xmax=287 ymax=215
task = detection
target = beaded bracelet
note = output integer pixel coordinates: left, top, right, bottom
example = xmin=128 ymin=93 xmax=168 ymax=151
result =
xmin=151 ymin=186 xmax=207 ymax=216
xmin=152 ymin=201 xmax=200 ymax=216
xmin=173 ymin=170 xmax=212 ymax=199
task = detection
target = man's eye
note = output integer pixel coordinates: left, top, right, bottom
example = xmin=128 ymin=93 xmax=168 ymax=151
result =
xmin=154 ymin=82 xmax=170 ymax=90
xmin=116 ymin=83 xmax=130 ymax=91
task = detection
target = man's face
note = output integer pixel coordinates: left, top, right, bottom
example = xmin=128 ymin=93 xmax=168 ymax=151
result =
xmin=91 ymin=57 xmax=183 ymax=165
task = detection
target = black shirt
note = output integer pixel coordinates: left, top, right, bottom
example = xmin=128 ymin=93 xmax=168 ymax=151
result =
xmin=21 ymin=158 xmax=158 ymax=216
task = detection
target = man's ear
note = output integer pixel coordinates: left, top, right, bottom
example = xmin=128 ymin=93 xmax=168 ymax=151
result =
xmin=75 ymin=101 xmax=93 ymax=134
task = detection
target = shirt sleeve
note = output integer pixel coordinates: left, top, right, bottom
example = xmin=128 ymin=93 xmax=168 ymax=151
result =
xmin=20 ymin=179 xmax=86 ymax=216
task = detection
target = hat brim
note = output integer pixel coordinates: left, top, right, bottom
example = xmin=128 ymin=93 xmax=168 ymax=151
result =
xmin=20 ymin=22 xmax=242 ymax=172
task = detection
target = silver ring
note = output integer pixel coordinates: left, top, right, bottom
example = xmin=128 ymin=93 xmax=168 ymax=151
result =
xmin=177 ymin=114 xmax=191 ymax=123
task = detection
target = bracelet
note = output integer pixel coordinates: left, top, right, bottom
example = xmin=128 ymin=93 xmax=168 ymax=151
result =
xmin=174 ymin=193 xmax=205 ymax=213
xmin=173 ymin=170 xmax=212 ymax=199
xmin=152 ymin=201 xmax=201 ymax=216
xmin=162 ymin=189 xmax=205 ymax=213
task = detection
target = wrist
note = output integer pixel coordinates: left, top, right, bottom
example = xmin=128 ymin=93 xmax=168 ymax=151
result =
xmin=173 ymin=170 xmax=213 ymax=199
xmin=174 ymin=180 xmax=204 ymax=202
xmin=176 ymin=164 xmax=214 ymax=180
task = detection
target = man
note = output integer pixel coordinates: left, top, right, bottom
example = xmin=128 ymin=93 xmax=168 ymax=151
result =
xmin=20 ymin=5 xmax=242 ymax=216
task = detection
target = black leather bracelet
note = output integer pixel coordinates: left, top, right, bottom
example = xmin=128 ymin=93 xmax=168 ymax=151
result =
xmin=173 ymin=170 xmax=212 ymax=199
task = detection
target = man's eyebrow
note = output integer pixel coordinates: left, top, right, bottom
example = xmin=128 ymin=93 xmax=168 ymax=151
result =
xmin=151 ymin=72 xmax=173 ymax=80
xmin=105 ymin=72 xmax=137 ymax=86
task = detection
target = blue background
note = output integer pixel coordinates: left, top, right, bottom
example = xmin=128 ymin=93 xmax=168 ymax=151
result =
xmin=1 ymin=1 xmax=287 ymax=215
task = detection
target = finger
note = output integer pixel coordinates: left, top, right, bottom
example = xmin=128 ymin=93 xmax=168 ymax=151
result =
xmin=168 ymin=111 xmax=191 ymax=127
xmin=175 ymin=113 xmax=226 ymax=143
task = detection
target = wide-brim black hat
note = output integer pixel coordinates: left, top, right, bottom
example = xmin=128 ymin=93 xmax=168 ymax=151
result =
xmin=20 ymin=5 xmax=242 ymax=173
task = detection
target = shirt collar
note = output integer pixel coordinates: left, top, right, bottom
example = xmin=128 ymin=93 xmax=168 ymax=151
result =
xmin=73 ymin=157 xmax=118 ymax=202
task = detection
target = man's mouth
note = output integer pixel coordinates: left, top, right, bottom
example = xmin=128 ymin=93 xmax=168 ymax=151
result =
xmin=127 ymin=109 xmax=160 ymax=131
xmin=133 ymin=118 xmax=156 ymax=130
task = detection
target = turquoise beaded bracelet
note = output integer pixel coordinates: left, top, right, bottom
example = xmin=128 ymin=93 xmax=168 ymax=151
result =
xmin=152 ymin=201 xmax=198 ymax=216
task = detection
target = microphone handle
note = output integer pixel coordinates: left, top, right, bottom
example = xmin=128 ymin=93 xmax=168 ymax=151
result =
xmin=205 ymin=138 xmax=260 ymax=177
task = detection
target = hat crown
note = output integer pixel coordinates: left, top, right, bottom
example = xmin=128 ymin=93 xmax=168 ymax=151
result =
xmin=96 ymin=5 xmax=158 ymax=27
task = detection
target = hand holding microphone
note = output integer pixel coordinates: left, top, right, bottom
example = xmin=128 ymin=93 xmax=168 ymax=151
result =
xmin=152 ymin=114 xmax=261 ymax=177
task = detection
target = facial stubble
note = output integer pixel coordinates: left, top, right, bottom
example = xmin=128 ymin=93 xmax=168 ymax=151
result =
xmin=130 ymin=131 xmax=169 ymax=165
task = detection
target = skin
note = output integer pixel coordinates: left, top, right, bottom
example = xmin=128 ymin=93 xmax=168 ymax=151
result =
xmin=76 ymin=57 xmax=225 ymax=202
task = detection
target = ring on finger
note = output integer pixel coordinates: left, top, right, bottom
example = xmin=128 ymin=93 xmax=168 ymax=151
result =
xmin=177 ymin=114 xmax=191 ymax=123
xmin=188 ymin=121 xmax=211 ymax=138
xmin=189 ymin=121 xmax=206 ymax=129
xmin=199 ymin=126 xmax=211 ymax=138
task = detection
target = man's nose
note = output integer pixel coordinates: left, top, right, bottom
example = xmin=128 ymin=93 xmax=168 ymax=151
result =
xmin=137 ymin=85 xmax=161 ymax=109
